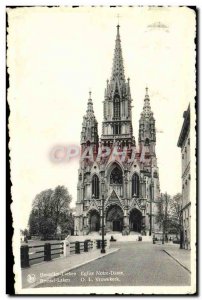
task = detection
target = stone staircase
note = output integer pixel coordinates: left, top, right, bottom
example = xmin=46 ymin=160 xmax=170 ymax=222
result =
xmin=69 ymin=231 xmax=152 ymax=243
xmin=106 ymin=231 xmax=152 ymax=242
xmin=88 ymin=231 xmax=100 ymax=237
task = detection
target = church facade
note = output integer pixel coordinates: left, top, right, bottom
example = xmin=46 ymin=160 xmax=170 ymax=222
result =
xmin=74 ymin=25 xmax=161 ymax=236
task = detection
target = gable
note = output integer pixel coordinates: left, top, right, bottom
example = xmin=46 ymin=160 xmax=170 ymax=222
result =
xmin=87 ymin=199 xmax=99 ymax=213
xmin=105 ymin=189 xmax=123 ymax=209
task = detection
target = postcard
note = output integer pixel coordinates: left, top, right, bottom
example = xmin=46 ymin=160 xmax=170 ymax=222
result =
xmin=7 ymin=6 xmax=197 ymax=295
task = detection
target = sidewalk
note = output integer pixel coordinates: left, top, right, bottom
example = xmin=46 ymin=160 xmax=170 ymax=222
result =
xmin=21 ymin=248 xmax=119 ymax=289
xmin=163 ymin=246 xmax=191 ymax=273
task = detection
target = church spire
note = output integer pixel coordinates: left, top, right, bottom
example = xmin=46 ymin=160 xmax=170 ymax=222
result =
xmin=141 ymin=87 xmax=153 ymax=118
xmin=80 ymin=92 xmax=99 ymax=147
xmin=101 ymin=24 xmax=135 ymax=147
xmin=86 ymin=90 xmax=94 ymax=115
xmin=139 ymin=87 xmax=156 ymax=147
xmin=111 ymin=25 xmax=125 ymax=82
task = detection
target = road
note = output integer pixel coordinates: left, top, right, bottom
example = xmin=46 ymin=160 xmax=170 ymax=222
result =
xmin=36 ymin=242 xmax=190 ymax=287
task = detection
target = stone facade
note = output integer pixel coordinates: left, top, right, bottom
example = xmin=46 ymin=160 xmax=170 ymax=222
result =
xmin=177 ymin=104 xmax=191 ymax=249
xmin=74 ymin=25 xmax=161 ymax=236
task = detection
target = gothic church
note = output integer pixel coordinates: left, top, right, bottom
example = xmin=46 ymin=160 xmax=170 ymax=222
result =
xmin=75 ymin=25 xmax=161 ymax=236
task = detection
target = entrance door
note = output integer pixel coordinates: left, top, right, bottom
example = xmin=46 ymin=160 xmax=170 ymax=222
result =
xmin=90 ymin=211 xmax=100 ymax=232
xmin=132 ymin=220 xmax=140 ymax=232
xmin=113 ymin=220 xmax=122 ymax=231
xmin=106 ymin=205 xmax=124 ymax=232
xmin=129 ymin=208 xmax=142 ymax=233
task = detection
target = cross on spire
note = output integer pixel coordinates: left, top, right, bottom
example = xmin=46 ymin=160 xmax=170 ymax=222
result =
xmin=89 ymin=89 xmax=92 ymax=99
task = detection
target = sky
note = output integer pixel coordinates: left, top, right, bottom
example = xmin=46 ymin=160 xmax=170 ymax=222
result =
xmin=7 ymin=6 xmax=195 ymax=229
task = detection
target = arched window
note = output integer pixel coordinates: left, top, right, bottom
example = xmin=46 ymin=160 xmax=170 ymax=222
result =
xmin=113 ymin=96 xmax=120 ymax=119
xmin=144 ymin=138 xmax=150 ymax=146
xmin=110 ymin=166 xmax=123 ymax=184
xmin=92 ymin=175 xmax=99 ymax=199
xmin=132 ymin=173 xmax=139 ymax=197
xmin=114 ymin=124 xmax=121 ymax=134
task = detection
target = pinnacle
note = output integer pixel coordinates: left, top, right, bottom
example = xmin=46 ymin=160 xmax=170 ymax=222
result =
xmin=86 ymin=91 xmax=94 ymax=115
xmin=142 ymin=87 xmax=152 ymax=117
xmin=111 ymin=25 xmax=125 ymax=82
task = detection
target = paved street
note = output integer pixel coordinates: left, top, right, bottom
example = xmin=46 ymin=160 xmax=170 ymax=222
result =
xmin=36 ymin=242 xmax=190 ymax=287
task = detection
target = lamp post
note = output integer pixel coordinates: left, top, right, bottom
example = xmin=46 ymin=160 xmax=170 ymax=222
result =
xmin=132 ymin=193 xmax=137 ymax=232
xmin=161 ymin=193 xmax=164 ymax=244
xmin=165 ymin=193 xmax=168 ymax=243
xmin=101 ymin=179 xmax=106 ymax=254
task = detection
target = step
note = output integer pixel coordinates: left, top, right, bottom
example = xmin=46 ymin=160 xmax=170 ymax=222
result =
xmin=129 ymin=231 xmax=141 ymax=236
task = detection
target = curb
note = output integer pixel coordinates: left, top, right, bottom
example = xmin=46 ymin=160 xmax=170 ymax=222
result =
xmin=163 ymin=250 xmax=191 ymax=274
xmin=24 ymin=248 xmax=120 ymax=289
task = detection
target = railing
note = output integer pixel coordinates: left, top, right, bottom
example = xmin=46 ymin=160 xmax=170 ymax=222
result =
xmin=21 ymin=242 xmax=63 ymax=268
xmin=21 ymin=240 xmax=94 ymax=268
xmin=96 ymin=239 xmax=107 ymax=249
xmin=69 ymin=240 xmax=93 ymax=255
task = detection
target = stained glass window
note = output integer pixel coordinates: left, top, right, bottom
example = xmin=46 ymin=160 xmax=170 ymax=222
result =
xmin=92 ymin=174 xmax=99 ymax=199
xmin=113 ymin=96 xmax=120 ymax=118
xmin=110 ymin=166 xmax=123 ymax=184
xmin=132 ymin=173 xmax=139 ymax=197
xmin=114 ymin=124 xmax=121 ymax=134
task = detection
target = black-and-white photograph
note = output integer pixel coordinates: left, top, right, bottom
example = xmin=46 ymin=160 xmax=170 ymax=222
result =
xmin=7 ymin=6 xmax=196 ymax=295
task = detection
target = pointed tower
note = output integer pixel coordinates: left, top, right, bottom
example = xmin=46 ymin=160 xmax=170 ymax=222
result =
xmin=101 ymin=25 xmax=135 ymax=148
xmin=80 ymin=91 xmax=99 ymax=155
xmin=139 ymin=87 xmax=156 ymax=157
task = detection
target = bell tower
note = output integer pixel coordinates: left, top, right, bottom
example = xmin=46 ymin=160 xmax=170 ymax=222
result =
xmin=101 ymin=25 xmax=135 ymax=148
xmin=80 ymin=91 xmax=99 ymax=156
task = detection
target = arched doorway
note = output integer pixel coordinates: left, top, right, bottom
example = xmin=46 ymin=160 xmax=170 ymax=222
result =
xmin=106 ymin=205 xmax=124 ymax=232
xmin=129 ymin=208 xmax=142 ymax=233
xmin=89 ymin=210 xmax=100 ymax=232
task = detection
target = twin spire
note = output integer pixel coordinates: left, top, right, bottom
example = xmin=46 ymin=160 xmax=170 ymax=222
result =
xmin=86 ymin=90 xmax=94 ymax=115
xmin=141 ymin=87 xmax=153 ymax=118
xmin=85 ymin=24 xmax=152 ymax=112
xmin=85 ymin=25 xmax=153 ymax=122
